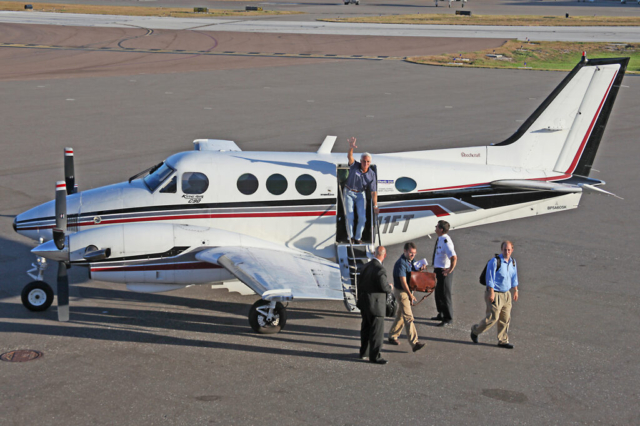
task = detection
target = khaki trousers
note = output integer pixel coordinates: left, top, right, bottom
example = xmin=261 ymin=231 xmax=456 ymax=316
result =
xmin=472 ymin=290 xmax=512 ymax=344
xmin=389 ymin=289 xmax=419 ymax=346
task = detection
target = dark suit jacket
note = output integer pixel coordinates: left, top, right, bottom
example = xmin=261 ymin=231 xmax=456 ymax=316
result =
xmin=357 ymin=259 xmax=393 ymax=317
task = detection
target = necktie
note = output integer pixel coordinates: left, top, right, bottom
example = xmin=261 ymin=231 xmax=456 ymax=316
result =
xmin=432 ymin=236 xmax=438 ymax=266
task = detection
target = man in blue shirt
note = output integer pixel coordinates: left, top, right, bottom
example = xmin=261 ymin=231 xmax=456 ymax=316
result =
xmin=388 ymin=242 xmax=426 ymax=352
xmin=345 ymin=137 xmax=378 ymax=244
xmin=470 ymin=241 xmax=520 ymax=349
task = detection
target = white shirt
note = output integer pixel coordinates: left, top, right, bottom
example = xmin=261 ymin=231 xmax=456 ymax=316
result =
xmin=433 ymin=235 xmax=456 ymax=268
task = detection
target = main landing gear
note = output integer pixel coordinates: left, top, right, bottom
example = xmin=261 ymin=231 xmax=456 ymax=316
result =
xmin=344 ymin=0 xmax=360 ymax=5
xmin=248 ymin=300 xmax=287 ymax=334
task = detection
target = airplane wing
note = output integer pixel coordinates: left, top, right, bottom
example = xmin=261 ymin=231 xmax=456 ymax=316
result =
xmin=195 ymin=247 xmax=344 ymax=302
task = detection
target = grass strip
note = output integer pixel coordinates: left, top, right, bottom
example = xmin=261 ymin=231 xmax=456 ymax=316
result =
xmin=322 ymin=13 xmax=640 ymax=27
xmin=406 ymin=40 xmax=640 ymax=73
xmin=0 ymin=1 xmax=302 ymax=17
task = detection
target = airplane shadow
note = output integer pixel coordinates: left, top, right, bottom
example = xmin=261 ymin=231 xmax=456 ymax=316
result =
xmin=1 ymin=237 xmax=464 ymax=361
xmin=1 ymin=280 xmax=407 ymax=362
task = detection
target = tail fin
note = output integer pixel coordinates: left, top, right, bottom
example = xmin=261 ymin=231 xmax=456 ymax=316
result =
xmin=487 ymin=57 xmax=629 ymax=177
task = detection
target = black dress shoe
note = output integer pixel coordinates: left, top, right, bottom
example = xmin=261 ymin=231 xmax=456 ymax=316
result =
xmin=387 ymin=338 xmax=400 ymax=345
xmin=412 ymin=342 xmax=425 ymax=352
xmin=470 ymin=331 xmax=478 ymax=344
xmin=498 ymin=342 xmax=514 ymax=349
xmin=430 ymin=315 xmax=443 ymax=321
xmin=371 ymin=358 xmax=388 ymax=365
xmin=436 ymin=321 xmax=452 ymax=327
xmin=355 ymin=239 xmax=363 ymax=244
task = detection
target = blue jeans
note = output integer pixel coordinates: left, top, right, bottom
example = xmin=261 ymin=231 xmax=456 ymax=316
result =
xmin=344 ymin=188 xmax=366 ymax=240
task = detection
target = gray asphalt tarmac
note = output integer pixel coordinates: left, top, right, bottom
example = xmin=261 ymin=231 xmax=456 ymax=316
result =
xmin=1 ymin=4 xmax=640 ymax=425
xmin=4 ymin=11 xmax=640 ymax=41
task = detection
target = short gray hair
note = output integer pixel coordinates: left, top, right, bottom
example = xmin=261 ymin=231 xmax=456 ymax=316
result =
xmin=361 ymin=152 xmax=372 ymax=162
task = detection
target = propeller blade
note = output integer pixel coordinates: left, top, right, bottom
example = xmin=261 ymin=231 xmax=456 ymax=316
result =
xmin=57 ymin=261 xmax=69 ymax=322
xmin=64 ymin=148 xmax=76 ymax=195
xmin=53 ymin=181 xmax=67 ymax=250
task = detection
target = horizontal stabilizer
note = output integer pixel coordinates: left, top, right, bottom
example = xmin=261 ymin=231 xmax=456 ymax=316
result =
xmin=581 ymin=184 xmax=623 ymax=200
xmin=491 ymin=180 xmax=582 ymax=193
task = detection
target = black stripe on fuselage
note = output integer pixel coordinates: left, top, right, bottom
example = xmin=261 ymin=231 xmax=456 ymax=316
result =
xmin=16 ymin=197 xmax=337 ymax=225
xmin=379 ymin=184 xmax=569 ymax=209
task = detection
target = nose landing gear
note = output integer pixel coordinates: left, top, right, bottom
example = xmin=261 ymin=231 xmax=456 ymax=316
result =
xmin=22 ymin=244 xmax=55 ymax=312
xmin=21 ymin=280 xmax=54 ymax=311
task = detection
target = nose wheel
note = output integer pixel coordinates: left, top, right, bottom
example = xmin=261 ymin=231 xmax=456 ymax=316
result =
xmin=21 ymin=281 xmax=54 ymax=311
xmin=248 ymin=299 xmax=287 ymax=334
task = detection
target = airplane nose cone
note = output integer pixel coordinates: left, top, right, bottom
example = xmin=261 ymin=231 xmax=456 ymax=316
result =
xmin=31 ymin=239 xmax=69 ymax=262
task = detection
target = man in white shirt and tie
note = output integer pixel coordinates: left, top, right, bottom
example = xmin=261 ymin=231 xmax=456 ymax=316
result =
xmin=432 ymin=220 xmax=457 ymax=327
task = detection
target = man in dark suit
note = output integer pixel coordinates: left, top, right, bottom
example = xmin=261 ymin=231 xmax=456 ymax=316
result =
xmin=357 ymin=246 xmax=393 ymax=365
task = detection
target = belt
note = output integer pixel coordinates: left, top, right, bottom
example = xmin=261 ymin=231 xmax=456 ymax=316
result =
xmin=345 ymin=186 xmax=361 ymax=193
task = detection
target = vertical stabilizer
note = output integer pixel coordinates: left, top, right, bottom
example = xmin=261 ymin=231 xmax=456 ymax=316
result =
xmin=487 ymin=57 xmax=629 ymax=177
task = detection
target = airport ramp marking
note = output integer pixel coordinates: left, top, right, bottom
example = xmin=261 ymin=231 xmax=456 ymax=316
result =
xmin=0 ymin=43 xmax=406 ymax=61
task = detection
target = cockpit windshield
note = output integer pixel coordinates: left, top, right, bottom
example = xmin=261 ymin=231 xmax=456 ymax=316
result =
xmin=143 ymin=163 xmax=175 ymax=192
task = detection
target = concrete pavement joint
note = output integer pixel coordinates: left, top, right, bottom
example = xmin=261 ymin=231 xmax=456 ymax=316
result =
xmin=0 ymin=42 xmax=407 ymax=61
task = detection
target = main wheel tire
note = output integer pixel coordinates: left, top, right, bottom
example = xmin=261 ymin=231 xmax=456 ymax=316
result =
xmin=248 ymin=300 xmax=287 ymax=334
xmin=21 ymin=281 xmax=54 ymax=312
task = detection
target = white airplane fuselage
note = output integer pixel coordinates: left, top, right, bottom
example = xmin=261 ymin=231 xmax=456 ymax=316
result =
xmin=13 ymin=57 xmax=628 ymax=306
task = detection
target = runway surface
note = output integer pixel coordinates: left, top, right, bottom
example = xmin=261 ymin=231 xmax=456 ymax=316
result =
xmin=9 ymin=0 xmax=640 ymax=20
xmin=0 ymin=23 xmax=505 ymax=80
xmin=1 ymin=5 xmax=639 ymax=425
xmin=3 ymin=10 xmax=640 ymax=41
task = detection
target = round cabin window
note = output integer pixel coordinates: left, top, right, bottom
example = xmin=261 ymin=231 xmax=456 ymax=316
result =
xmin=395 ymin=177 xmax=417 ymax=193
xmin=295 ymin=174 xmax=317 ymax=196
xmin=266 ymin=174 xmax=288 ymax=196
xmin=237 ymin=173 xmax=259 ymax=195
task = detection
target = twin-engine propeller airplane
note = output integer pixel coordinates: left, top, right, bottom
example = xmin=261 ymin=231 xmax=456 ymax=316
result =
xmin=13 ymin=55 xmax=627 ymax=334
